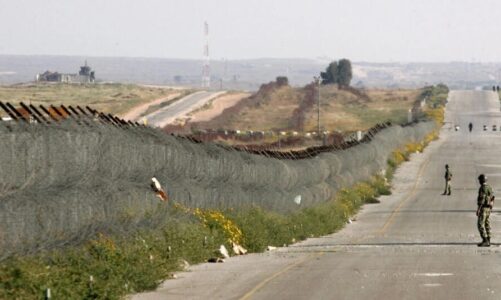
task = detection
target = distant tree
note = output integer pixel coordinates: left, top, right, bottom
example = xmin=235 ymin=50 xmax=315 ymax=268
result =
xmin=436 ymin=83 xmax=449 ymax=91
xmin=276 ymin=76 xmax=289 ymax=86
xmin=320 ymin=59 xmax=352 ymax=86
xmin=337 ymin=59 xmax=352 ymax=86
xmin=320 ymin=61 xmax=338 ymax=85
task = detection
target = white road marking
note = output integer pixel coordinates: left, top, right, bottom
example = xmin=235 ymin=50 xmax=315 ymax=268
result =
xmin=477 ymin=164 xmax=501 ymax=168
xmin=415 ymin=273 xmax=453 ymax=277
xmin=483 ymin=174 xmax=501 ymax=177
xmin=423 ymin=283 xmax=442 ymax=287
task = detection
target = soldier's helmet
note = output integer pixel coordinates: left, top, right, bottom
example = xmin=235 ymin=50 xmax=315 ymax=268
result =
xmin=478 ymin=174 xmax=487 ymax=183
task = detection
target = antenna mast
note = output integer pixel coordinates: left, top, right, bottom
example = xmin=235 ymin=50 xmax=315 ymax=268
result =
xmin=202 ymin=21 xmax=210 ymax=88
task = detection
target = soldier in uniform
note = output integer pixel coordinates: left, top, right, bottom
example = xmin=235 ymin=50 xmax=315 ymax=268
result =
xmin=442 ymin=164 xmax=452 ymax=195
xmin=477 ymin=174 xmax=494 ymax=247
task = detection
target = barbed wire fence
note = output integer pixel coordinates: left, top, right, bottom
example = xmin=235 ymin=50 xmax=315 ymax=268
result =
xmin=0 ymin=102 xmax=436 ymax=259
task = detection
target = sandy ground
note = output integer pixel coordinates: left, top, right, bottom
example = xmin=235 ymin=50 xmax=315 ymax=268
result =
xmin=139 ymin=84 xmax=189 ymax=90
xmin=120 ymin=93 xmax=181 ymax=121
xmin=186 ymin=92 xmax=250 ymax=123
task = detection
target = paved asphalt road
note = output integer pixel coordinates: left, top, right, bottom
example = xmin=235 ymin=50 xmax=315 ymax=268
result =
xmin=144 ymin=91 xmax=225 ymax=128
xmin=134 ymin=90 xmax=501 ymax=300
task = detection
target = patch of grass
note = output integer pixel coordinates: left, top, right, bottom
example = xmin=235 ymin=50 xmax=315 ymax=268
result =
xmin=421 ymin=84 xmax=448 ymax=126
xmin=0 ymin=83 xmax=181 ymax=116
xmin=371 ymin=174 xmax=392 ymax=196
xmin=425 ymin=107 xmax=445 ymax=125
xmin=229 ymin=180 xmax=383 ymax=251
xmin=0 ymin=173 xmax=390 ymax=299
xmin=342 ymin=106 xmax=408 ymax=129
xmin=405 ymin=142 xmax=424 ymax=154
xmin=304 ymin=86 xmax=419 ymax=132
xmin=420 ymin=84 xmax=449 ymax=108
xmin=0 ymin=216 xmax=227 ymax=300
xmin=386 ymin=127 xmax=440 ymax=182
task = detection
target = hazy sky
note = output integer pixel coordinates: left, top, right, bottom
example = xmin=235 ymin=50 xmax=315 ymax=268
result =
xmin=1 ymin=0 xmax=500 ymax=62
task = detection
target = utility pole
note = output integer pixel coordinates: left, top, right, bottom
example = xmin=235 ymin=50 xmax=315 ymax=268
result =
xmin=202 ymin=21 xmax=210 ymax=88
xmin=313 ymin=76 xmax=321 ymax=135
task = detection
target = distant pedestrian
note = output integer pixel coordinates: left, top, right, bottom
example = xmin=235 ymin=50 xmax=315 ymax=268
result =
xmin=477 ymin=174 xmax=495 ymax=247
xmin=469 ymin=122 xmax=473 ymax=132
xmin=442 ymin=164 xmax=452 ymax=195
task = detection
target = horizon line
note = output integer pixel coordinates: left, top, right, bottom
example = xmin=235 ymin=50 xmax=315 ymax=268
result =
xmin=0 ymin=53 xmax=500 ymax=64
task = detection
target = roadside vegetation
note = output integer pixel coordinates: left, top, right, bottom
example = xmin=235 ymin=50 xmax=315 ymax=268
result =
xmin=0 ymin=175 xmax=391 ymax=300
xmin=0 ymin=83 xmax=182 ymax=117
xmin=305 ymin=86 xmax=420 ymax=131
xmin=419 ymin=83 xmax=449 ymax=108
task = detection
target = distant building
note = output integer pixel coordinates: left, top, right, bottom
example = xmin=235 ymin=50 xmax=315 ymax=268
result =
xmin=36 ymin=61 xmax=95 ymax=83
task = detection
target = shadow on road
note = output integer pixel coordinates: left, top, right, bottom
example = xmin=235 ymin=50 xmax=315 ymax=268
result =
xmin=368 ymin=209 xmax=477 ymax=214
xmin=291 ymin=242 xmax=496 ymax=248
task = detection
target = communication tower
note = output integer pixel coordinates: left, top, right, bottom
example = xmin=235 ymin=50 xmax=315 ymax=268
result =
xmin=202 ymin=21 xmax=211 ymax=88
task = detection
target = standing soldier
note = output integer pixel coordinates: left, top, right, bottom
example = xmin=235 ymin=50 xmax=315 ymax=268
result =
xmin=477 ymin=174 xmax=495 ymax=247
xmin=442 ymin=164 xmax=452 ymax=195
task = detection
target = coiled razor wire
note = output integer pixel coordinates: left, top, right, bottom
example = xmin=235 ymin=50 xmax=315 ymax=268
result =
xmin=0 ymin=118 xmax=436 ymax=259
